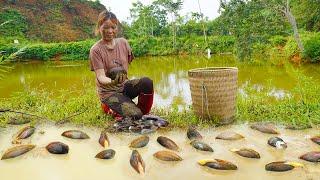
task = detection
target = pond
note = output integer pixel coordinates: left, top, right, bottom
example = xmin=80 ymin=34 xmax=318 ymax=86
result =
xmin=0 ymin=124 xmax=319 ymax=179
xmin=1 ymin=55 xmax=320 ymax=110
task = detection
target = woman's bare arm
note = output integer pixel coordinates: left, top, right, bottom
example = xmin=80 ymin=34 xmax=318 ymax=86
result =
xmin=95 ymin=69 xmax=112 ymax=85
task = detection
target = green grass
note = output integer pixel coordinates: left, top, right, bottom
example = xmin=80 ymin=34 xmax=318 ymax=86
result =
xmin=237 ymin=66 xmax=320 ymax=128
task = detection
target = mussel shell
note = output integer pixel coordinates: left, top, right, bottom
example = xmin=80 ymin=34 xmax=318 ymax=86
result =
xmin=46 ymin=142 xmax=69 ymax=154
xmin=190 ymin=140 xmax=213 ymax=152
xmin=265 ymin=161 xmax=294 ymax=172
xmin=108 ymin=67 xmax=127 ymax=80
xmin=216 ymin=131 xmax=244 ymax=140
xmin=154 ymin=119 xmax=169 ymax=128
xmin=299 ymin=151 xmax=320 ymax=162
xmin=129 ymin=136 xmax=149 ymax=148
xmin=95 ymin=149 xmax=115 ymax=159
xmin=99 ymin=130 xmax=110 ymax=147
xmin=153 ymin=151 xmax=182 ymax=161
xmin=187 ymin=126 xmax=202 ymax=140
xmin=142 ymin=115 xmax=169 ymax=128
xmin=1 ymin=145 xmax=36 ymax=160
xmin=311 ymin=136 xmax=320 ymax=145
xmin=16 ymin=126 xmax=35 ymax=139
xmin=157 ymin=136 xmax=179 ymax=151
xmin=130 ymin=150 xmax=145 ymax=174
xmin=231 ymin=148 xmax=260 ymax=159
xmin=199 ymin=159 xmax=237 ymax=170
xmin=268 ymin=137 xmax=287 ymax=148
xmin=61 ymin=130 xmax=90 ymax=139
xmin=250 ymin=123 xmax=279 ymax=134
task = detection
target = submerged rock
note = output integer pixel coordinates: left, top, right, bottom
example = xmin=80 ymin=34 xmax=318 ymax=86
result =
xmin=198 ymin=159 xmax=237 ymax=170
xmin=230 ymin=148 xmax=260 ymax=159
xmin=95 ymin=149 xmax=115 ymax=159
xmin=153 ymin=151 xmax=182 ymax=161
xmin=130 ymin=150 xmax=145 ymax=175
xmin=1 ymin=145 xmax=36 ymax=160
xmin=61 ymin=130 xmax=89 ymax=139
xmin=216 ymin=131 xmax=244 ymax=140
xmin=250 ymin=123 xmax=279 ymax=134
xmin=311 ymin=136 xmax=320 ymax=145
xmin=129 ymin=136 xmax=149 ymax=148
xmin=268 ymin=137 xmax=287 ymax=149
xmin=46 ymin=142 xmax=69 ymax=154
xmin=190 ymin=140 xmax=213 ymax=152
xmin=157 ymin=136 xmax=180 ymax=151
xmin=299 ymin=151 xmax=320 ymax=162
xmin=265 ymin=161 xmax=303 ymax=172
xmin=99 ymin=130 xmax=110 ymax=148
xmin=187 ymin=126 xmax=202 ymax=140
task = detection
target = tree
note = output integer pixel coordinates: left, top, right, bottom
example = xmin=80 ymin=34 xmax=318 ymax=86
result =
xmin=154 ymin=0 xmax=183 ymax=49
xmin=269 ymin=0 xmax=304 ymax=52
xmin=197 ymin=0 xmax=207 ymax=47
xmin=219 ymin=0 xmax=289 ymax=60
xmin=291 ymin=0 xmax=320 ymax=32
xmin=128 ymin=1 xmax=168 ymax=38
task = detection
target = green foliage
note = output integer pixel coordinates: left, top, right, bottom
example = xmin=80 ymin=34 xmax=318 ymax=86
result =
xmin=0 ymin=39 xmax=96 ymax=61
xmin=284 ymin=32 xmax=320 ymax=62
xmin=269 ymin=35 xmax=287 ymax=47
xmin=0 ymin=9 xmax=28 ymax=37
xmin=291 ymin=0 xmax=320 ymax=32
xmin=218 ymin=0 xmax=289 ymax=60
xmin=283 ymin=36 xmax=299 ymax=58
xmin=302 ymin=33 xmax=320 ymax=63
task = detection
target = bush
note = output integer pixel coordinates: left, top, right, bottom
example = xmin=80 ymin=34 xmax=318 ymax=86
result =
xmin=269 ymin=35 xmax=287 ymax=47
xmin=0 ymin=39 xmax=96 ymax=60
xmin=302 ymin=33 xmax=320 ymax=63
xmin=284 ymin=32 xmax=320 ymax=63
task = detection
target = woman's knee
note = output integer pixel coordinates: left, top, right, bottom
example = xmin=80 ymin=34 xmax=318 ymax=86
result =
xmin=140 ymin=77 xmax=153 ymax=94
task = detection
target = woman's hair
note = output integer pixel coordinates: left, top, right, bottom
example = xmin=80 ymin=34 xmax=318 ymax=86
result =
xmin=95 ymin=10 xmax=121 ymax=36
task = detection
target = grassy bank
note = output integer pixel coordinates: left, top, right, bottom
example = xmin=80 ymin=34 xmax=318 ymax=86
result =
xmin=0 ymin=66 xmax=319 ymax=129
xmin=1 ymin=32 xmax=319 ymax=63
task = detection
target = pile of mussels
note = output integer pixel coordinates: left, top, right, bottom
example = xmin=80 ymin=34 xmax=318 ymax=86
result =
xmin=113 ymin=115 xmax=169 ymax=134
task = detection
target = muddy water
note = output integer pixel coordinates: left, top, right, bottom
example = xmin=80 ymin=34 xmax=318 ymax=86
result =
xmin=0 ymin=124 xmax=319 ymax=180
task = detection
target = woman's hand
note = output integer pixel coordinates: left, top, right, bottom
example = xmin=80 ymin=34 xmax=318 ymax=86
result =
xmin=104 ymin=73 xmax=126 ymax=88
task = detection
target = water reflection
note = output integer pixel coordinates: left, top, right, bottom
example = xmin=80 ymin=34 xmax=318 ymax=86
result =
xmin=0 ymin=56 xmax=319 ymax=109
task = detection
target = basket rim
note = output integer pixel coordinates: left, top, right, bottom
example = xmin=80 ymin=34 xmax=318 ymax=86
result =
xmin=188 ymin=67 xmax=238 ymax=73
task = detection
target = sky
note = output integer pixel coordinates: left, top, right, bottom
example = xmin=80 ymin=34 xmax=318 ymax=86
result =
xmin=99 ymin=0 xmax=221 ymax=22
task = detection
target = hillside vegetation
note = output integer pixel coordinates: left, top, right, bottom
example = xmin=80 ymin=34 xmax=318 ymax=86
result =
xmin=0 ymin=0 xmax=105 ymax=42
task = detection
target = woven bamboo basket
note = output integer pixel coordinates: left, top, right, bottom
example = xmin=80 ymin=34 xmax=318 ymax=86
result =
xmin=188 ymin=67 xmax=238 ymax=124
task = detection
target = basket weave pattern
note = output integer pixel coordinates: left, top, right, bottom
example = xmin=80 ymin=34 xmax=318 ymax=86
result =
xmin=188 ymin=67 xmax=238 ymax=124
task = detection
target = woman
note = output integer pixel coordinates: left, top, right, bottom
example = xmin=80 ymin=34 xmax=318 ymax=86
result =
xmin=89 ymin=10 xmax=153 ymax=121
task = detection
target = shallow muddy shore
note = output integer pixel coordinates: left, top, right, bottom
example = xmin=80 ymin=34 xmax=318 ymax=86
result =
xmin=0 ymin=123 xmax=319 ymax=180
